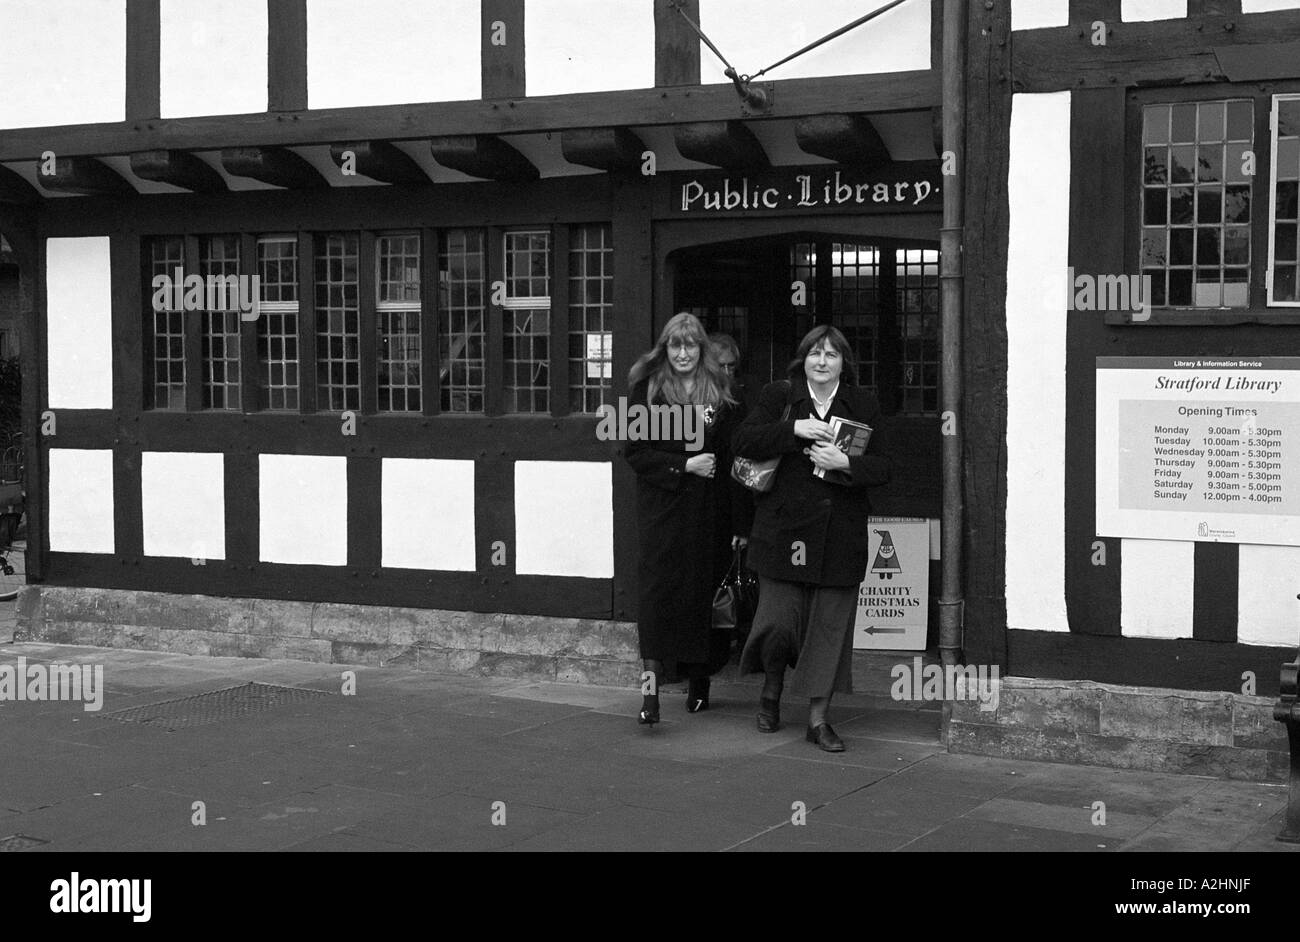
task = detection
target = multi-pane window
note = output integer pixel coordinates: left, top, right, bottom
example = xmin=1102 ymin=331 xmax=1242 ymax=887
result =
xmin=257 ymin=235 xmax=299 ymax=411
xmin=1270 ymin=95 xmax=1300 ymax=304
xmin=1141 ymin=100 xmax=1254 ymax=308
xmin=439 ymin=229 xmax=485 ymax=413
xmin=148 ymin=236 xmax=186 ymax=410
xmin=377 ymin=232 xmax=422 ymax=412
xmin=315 ymin=233 xmax=360 ymax=412
xmin=199 ymin=235 xmax=242 ymax=411
xmin=897 ymin=248 xmax=940 ymax=415
xmin=569 ymin=224 xmax=613 ymax=414
xmin=503 ymin=230 xmax=550 ymax=414
xmin=831 ymin=243 xmax=881 ymax=391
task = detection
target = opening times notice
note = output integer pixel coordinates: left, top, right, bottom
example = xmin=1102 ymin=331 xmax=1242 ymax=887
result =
xmin=1097 ymin=358 xmax=1300 ymax=545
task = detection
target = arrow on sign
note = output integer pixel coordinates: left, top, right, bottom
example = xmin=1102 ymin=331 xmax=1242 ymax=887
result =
xmin=863 ymin=626 xmax=907 ymax=635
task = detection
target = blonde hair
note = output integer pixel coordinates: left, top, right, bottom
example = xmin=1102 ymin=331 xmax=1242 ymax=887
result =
xmin=628 ymin=312 xmax=736 ymax=408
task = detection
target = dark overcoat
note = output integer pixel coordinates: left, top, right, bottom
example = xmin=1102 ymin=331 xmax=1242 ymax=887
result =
xmin=625 ymin=378 xmax=748 ymax=678
xmin=732 ymin=380 xmax=891 ymax=587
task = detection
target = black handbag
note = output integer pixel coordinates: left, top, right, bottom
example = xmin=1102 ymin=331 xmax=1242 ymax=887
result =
xmin=712 ymin=546 xmax=760 ymax=637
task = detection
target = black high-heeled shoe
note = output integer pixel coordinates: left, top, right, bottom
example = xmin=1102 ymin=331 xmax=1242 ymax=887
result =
xmin=638 ymin=695 xmax=660 ymax=726
xmin=686 ymin=677 xmax=710 ymax=713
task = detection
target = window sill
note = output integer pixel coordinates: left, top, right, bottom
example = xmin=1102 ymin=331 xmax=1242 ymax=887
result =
xmin=1103 ymin=308 xmax=1300 ymax=326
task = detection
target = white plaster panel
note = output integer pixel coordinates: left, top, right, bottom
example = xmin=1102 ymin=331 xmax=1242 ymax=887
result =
xmin=0 ymin=0 xmax=126 ymax=128
xmin=515 ymin=461 xmax=613 ymax=578
xmin=1242 ymin=0 xmax=1300 ymax=10
xmin=48 ymin=449 xmax=115 ymax=554
xmin=307 ymin=0 xmax=480 ymax=108
xmin=1237 ymin=544 xmax=1300 ymax=647
xmin=381 ymin=459 xmax=476 ymax=571
xmin=259 ymin=455 xmax=347 ymax=566
xmin=698 ymin=0 xmax=929 ymax=83
xmin=1120 ymin=539 xmax=1195 ymax=639
xmin=1121 ymin=0 xmax=1187 ymax=20
xmin=1012 ymin=0 xmax=1070 ymax=30
xmin=160 ymin=0 xmax=268 ymax=118
xmin=46 ymin=237 xmax=113 ymax=410
xmin=141 ymin=452 xmax=225 ymax=561
xmin=525 ymin=0 xmax=654 ymax=96
xmin=1005 ymin=92 xmax=1071 ymax=633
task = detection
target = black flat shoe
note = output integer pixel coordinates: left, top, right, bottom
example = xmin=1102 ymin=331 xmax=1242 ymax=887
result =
xmin=638 ymin=696 xmax=660 ymax=726
xmin=757 ymin=697 xmax=781 ymax=733
xmin=686 ymin=677 xmax=710 ymax=713
xmin=806 ymin=722 xmax=845 ymax=753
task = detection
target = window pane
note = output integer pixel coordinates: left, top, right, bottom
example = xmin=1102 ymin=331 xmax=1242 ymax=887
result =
xmin=315 ymin=233 xmax=360 ymax=412
xmin=568 ymin=224 xmax=614 ymax=414
xmin=439 ymin=229 xmax=486 ymax=413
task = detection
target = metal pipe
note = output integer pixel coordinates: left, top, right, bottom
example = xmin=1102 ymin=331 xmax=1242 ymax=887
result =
xmin=938 ymin=0 xmax=967 ymax=668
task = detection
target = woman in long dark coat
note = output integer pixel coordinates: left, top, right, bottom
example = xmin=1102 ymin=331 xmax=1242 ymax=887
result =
xmin=732 ymin=325 xmax=891 ymax=752
xmin=625 ymin=313 xmax=747 ymax=726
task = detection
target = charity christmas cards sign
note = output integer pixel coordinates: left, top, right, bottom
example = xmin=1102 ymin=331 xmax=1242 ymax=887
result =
xmin=854 ymin=518 xmax=930 ymax=651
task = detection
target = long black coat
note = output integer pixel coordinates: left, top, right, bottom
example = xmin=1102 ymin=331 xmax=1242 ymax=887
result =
xmin=733 ymin=380 xmax=891 ymax=587
xmin=625 ymin=378 xmax=747 ymax=677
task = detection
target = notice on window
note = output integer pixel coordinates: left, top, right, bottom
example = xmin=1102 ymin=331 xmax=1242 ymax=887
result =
xmin=1096 ymin=357 xmax=1300 ymax=545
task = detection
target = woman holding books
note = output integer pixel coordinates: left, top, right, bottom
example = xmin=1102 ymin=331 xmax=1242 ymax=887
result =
xmin=732 ymin=325 xmax=891 ymax=752
xmin=625 ymin=313 xmax=749 ymax=726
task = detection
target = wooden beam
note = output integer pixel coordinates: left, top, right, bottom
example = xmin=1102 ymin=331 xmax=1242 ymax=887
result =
xmin=674 ymin=121 xmax=770 ymax=172
xmin=482 ymin=0 xmax=525 ymax=98
xmin=268 ymin=0 xmax=308 ymax=112
xmin=560 ymin=128 xmax=647 ymax=174
xmin=0 ymin=72 xmax=943 ymax=162
xmin=129 ymin=150 xmax=228 ymax=193
xmin=35 ymin=157 xmax=137 ymax=196
xmin=220 ymin=147 xmax=328 ymax=189
xmin=0 ymin=165 xmax=40 ymax=204
xmin=655 ymin=0 xmax=701 ymax=86
xmin=429 ymin=135 xmax=538 ymax=182
xmin=328 ymin=141 xmax=429 ymax=185
xmin=125 ymin=0 xmax=161 ymax=120
xmin=795 ymin=115 xmax=890 ymax=168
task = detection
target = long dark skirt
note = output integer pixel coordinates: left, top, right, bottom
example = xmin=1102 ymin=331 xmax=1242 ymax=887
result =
xmin=739 ymin=577 xmax=857 ymax=698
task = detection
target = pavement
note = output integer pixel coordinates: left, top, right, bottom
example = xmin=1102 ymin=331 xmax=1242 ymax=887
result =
xmin=0 ymin=621 xmax=1296 ymax=852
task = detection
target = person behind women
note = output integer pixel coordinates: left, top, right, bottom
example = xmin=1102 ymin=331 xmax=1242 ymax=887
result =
xmin=625 ymin=313 xmax=746 ymax=725
xmin=732 ymin=325 xmax=891 ymax=752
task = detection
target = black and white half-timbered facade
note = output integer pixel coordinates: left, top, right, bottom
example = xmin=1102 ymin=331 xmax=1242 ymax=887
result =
xmin=2 ymin=0 xmax=1299 ymax=774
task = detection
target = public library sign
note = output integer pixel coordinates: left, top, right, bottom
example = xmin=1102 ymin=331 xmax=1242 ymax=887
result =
xmin=671 ymin=162 xmax=942 ymax=216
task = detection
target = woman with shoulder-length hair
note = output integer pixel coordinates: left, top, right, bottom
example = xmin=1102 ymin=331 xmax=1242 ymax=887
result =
xmin=731 ymin=324 xmax=891 ymax=752
xmin=625 ymin=312 xmax=748 ymax=726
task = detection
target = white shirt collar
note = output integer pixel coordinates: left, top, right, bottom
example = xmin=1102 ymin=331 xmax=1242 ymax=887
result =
xmin=808 ymin=380 xmax=840 ymax=411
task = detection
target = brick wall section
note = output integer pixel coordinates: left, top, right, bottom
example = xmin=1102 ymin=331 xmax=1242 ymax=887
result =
xmin=948 ymin=676 xmax=1290 ymax=783
xmin=16 ymin=586 xmax=643 ymax=687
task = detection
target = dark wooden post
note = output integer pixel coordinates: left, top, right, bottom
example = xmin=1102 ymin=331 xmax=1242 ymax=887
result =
xmin=655 ymin=0 xmax=701 ymax=86
xmin=268 ymin=0 xmax=309 ymax=111
xmin=482 ymin=0 xmax=526 ymax=98
xmin=126 ymin=0 xmax=161 ymax=120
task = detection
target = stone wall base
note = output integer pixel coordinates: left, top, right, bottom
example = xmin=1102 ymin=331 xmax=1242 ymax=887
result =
xmin=948 ymin=675 xmax=1290 ymax=783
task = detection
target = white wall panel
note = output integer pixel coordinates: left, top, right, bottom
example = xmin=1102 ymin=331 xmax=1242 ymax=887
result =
xmin=1121 ymin=0 xmax=1187 ymax=20
xmin=308 ymin=0 xmax=480 ymax=109
xmin=141 ymin=452 xmax=225 ymax=561
xmin=381 ymin=459 xmax=476 ymax=571
xmin=1120 ymin=540 xmax=1195 ymax=638
xmin=515 ymin=461 xmax=613 ymax=578
xmin=160 ymin=0 xmax=268 ymax=118
xmin=1005 ymin=92 xmax=1071 ymax=633
xmin=46 ymin=237 xmax=113 ymax=410
xmin=698 ymin=0 xmax=929 ymax=83
xmin=259 ymin=455 xmax=347 ymax=566
xmin=1237 ymin=544 xmax=1300 ymax=647
xmin=1012 ymin=0 xmax=1069 ymax=30
xmin=48 ymin=449 xmax=115 ymax=554
xmin=525 ymin=0 xmax=654 ymax=96
xmin=0 ymin=0 xmax=125 ymax=128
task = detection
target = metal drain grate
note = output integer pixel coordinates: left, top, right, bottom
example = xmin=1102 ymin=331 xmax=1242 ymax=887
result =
xmin=0 ymin=835 xmax=49 ymax=852
xmin=101 ymin=682 xmax=332 ymax=731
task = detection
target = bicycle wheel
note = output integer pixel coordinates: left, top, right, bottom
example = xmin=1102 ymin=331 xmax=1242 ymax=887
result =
xmin=0 ymin=540 xmax=26 ymax=602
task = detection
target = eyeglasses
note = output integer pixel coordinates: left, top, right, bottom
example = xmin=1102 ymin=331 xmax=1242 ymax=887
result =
xmin=719 ymin=361 xmax=737 ymax=373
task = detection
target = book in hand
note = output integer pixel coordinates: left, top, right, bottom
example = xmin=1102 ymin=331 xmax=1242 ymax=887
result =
xmin=814 ymin=416 xmax=873 ymax=483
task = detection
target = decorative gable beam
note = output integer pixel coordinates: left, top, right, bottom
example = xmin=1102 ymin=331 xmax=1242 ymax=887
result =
xmin=560 ymin=127 xmax=647 ymax=174
xmin=328 ymin=142 xmax=429 ymax=185
xmin=130 ymin=150 xmax=228 ymax=193
xmin=220 ymin=147 xmax=328 ymax=189
xmin=673 ymin=121 xmax=769 ymax=172
xmin=796 ymin=114 xmax=891 ymax=168
xmin=429 ymin=135 xmax=539 ymax=182
xmin=35 ymin=157 xmax=137 ymax=196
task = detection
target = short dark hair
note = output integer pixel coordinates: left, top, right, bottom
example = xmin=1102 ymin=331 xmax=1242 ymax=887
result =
xmin=787 ymin=324 xmax=859 ymax=386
